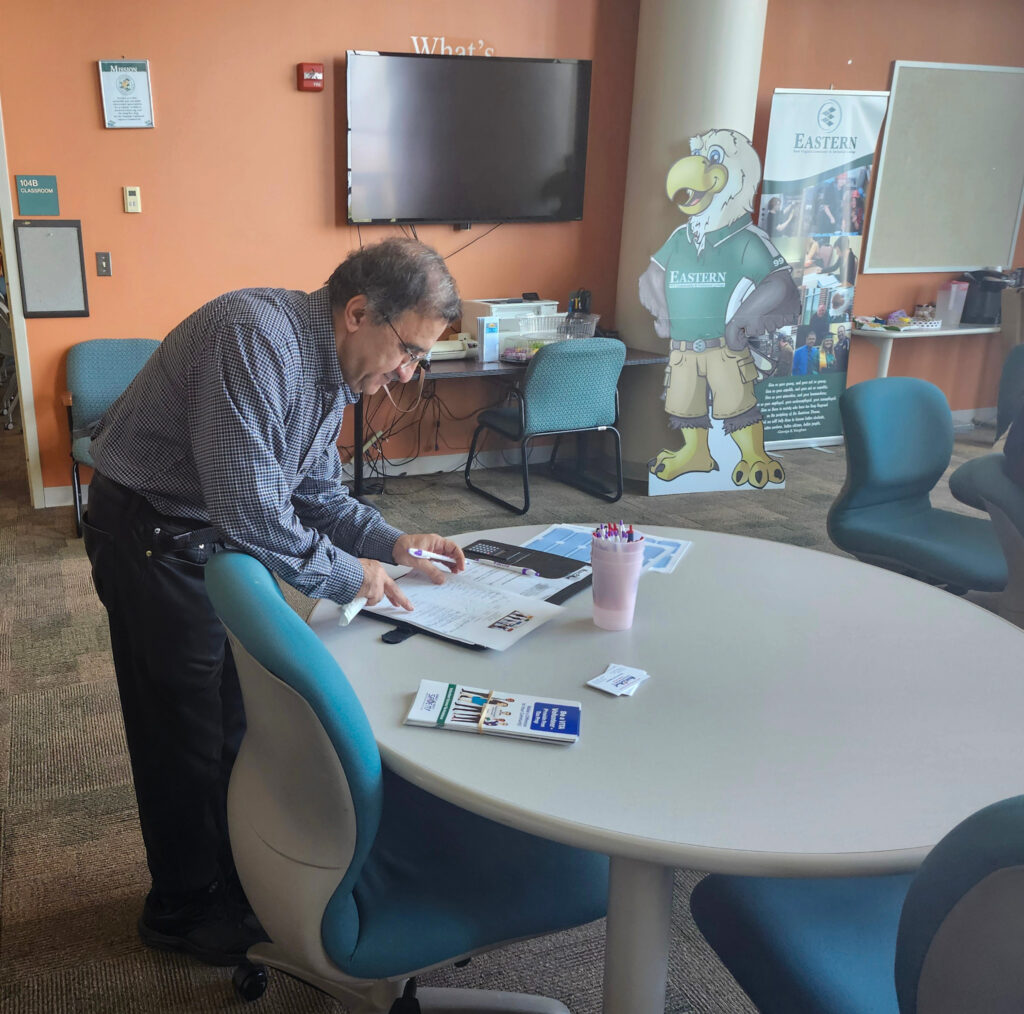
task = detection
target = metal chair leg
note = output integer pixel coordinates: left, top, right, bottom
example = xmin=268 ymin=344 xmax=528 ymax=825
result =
xmin=72 ymin=461 xmax=83 ymax=537
xmin=464 ymin=423 xmax=531 ymax=515
xmin=547 ymin=427 xmax=623 ymax=504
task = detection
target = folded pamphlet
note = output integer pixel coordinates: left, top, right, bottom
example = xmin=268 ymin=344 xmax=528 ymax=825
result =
xmin=405 ymin=679 xmax=581 ymax=744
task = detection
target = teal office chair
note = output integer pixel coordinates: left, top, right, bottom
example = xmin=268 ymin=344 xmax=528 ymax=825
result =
xmin=464 ymin=337 xmax=626 ymax=515
xmin=689 ymin=794 xmax=1024 ymax=1013
xmin=946 ymin=346 xmax=1024 ymax=625
xmin=64 ymin=338 xmax=160 ymax=536
xmin=204 ymin=551 xmax=608 ymax=1012
xmin=827 ymin=377 xmax=1006 ymax=593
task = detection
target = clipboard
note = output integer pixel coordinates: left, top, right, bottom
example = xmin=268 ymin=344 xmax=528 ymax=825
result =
xmin=462 ymin=539 xmax=585 ymax=579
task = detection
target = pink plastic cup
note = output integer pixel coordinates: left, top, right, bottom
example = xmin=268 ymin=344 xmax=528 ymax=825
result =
xmin=590 ymin=537 xmax=645 ymax=630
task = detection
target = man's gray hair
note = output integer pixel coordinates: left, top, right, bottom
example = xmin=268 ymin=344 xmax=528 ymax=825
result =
xmin=327 ymin=238 xmax=461 ymax=325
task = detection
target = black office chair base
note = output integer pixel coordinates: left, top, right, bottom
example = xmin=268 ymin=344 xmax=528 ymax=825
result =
xmin=465 ymin=426 xmax=623 ymax=516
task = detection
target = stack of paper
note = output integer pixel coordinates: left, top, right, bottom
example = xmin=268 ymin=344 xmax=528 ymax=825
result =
xmin=587 ymin=664 xmax=650 ymax=697
xmin=405 ymin=680 xmax=581 ymax=743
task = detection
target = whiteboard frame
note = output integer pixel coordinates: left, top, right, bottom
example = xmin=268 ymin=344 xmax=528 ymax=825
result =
xmin=863 ymin=61 xmax=1024 ymax=274
xmin=13 ymin=218 xmax=90 ymax=317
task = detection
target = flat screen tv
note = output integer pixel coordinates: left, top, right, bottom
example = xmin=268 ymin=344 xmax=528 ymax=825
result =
xmin=346 ymin=51 xmax=592 ymax=226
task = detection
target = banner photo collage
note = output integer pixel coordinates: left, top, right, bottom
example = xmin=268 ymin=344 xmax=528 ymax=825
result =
xmin=755 ymin=90 xmax=888 ymax=445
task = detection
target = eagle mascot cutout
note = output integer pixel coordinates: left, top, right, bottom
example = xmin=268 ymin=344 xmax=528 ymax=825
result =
xmin=640 ymin=128 xmax=799 ymax=488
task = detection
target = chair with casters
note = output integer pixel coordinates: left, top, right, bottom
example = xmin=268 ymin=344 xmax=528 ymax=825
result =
xmin=464 ymin=337 xmax=626 ymax=515
xmin=826 ymin=377 xmax=1006 ymax=594
xmin=204 ymin=550 xmax=608 ymax=1013
xmin=690 ymin=793 xmax=1024 ymax=1014
xmin=64 ymin=338 xmax=160 ymax=536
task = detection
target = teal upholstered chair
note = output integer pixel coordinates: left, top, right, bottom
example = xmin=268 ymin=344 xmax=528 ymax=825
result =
xmin=64 ymin=338 xmax=160 ymax=536
xmin=204 ymin=550 xmax=608 ymax=1011
xmin=947 ymin=348 xmax=1024 ymax=624
xmin=464 ymin=337 xmax=626 ymax=514
xmin=827 ymin=377 xmax=1006 ymax=593
xmin=690 ymin=794 xmax=1024 ymax=1014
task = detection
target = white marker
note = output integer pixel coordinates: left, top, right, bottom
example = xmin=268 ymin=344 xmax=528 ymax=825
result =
xmin=408 ymin=548 xmax=457 ymax=564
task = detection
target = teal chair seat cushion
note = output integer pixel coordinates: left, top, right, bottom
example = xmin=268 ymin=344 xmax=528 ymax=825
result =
xmin=72 ymin=435 xmax=94 ymax=467
xmin=477 ymin=406 xmax=524 ymax=440
xmin=690 ymin=872 xmax=913 ymax=1014
xmin=323 ymin=768 xmax=609 ymax=980
xmin=830 ymin=501 xmax=1007 ymax=591
xmin=950 ymin=453 xmax=1024 ymax=529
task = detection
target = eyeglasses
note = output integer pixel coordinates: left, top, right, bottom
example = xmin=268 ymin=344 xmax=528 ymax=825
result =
xmin=385 ymin=318 xmax=431 ymax=372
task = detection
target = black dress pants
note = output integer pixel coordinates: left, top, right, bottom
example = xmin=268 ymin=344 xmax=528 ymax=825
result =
xmin=83 ymin=472 xmax=244 ymax=901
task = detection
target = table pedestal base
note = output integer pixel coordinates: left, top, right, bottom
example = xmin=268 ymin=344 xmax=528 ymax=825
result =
xmin=602 ymin=857 xmax=674 ymax=1014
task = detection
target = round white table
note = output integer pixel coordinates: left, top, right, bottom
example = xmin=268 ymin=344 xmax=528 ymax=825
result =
xmin=309 ymin=525 xmax=1024 ymax=1014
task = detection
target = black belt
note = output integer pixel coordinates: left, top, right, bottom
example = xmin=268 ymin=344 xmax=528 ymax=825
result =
xmin=150 ymin=525 xmax=221 ymax=552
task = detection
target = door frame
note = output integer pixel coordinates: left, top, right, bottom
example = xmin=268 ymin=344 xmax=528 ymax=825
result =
xmin=0 ymin=92 xmax=45 ymax=508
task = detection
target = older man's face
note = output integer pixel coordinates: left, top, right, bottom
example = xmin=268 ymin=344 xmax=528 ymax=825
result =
xmin=336 ymin=298 xmax=447 ymax=395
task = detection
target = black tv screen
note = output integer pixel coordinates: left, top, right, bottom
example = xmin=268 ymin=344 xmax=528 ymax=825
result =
xmin=346 ymin=52 xmax=592 ymax=225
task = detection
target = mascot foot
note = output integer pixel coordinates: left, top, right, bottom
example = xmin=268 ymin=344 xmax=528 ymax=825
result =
xmin=731 ymin=458 xmax=784 ymax=489
xmin=649 ymin=442 xmax=719 ymax=482
xmin=729 ymin=421 xmax=785 ymax=489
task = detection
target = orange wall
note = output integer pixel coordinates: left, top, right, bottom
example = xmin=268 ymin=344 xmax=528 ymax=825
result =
xmin=0 ymin=0 xmax=639 ymax=490
xmin=755 ymin=0 xmax=1024 ymax=412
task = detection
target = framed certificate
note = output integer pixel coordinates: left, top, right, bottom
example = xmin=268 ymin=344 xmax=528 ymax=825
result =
xmin=98 ymin=60 xmax=155 ymax=128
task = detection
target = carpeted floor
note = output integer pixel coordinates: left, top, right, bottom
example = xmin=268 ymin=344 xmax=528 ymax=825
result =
xmin=0 ymin=425 xmax=1000 ymax=1013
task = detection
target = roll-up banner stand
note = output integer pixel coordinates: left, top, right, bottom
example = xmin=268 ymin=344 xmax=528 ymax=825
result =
xmin=757 ymin=90 xmax=888 ymax=450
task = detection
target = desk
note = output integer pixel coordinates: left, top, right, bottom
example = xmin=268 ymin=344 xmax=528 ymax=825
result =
xmin=351 ymin=345 xmax=668 ymax=496
xmin=852 ymin=325 xmax=1000 ymax=378
xmin=309 ymin=525 xmax=1024 ymax=1014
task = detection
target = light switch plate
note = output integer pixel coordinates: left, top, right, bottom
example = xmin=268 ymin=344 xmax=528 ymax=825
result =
xmin=123 ymin=186 xmax=142 ymax=213
xmin=96 ymin=252 xmax=112 ymax=276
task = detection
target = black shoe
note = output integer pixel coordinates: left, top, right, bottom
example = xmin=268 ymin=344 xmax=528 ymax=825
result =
xmin=138 ymin=881 xmax=268 ymax=966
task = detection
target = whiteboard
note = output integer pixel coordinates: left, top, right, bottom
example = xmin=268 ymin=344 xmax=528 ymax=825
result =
xmin=13 ymin=219 xmax=89 ymax=317
xmin=863 ymin=62 xmax=1024 ymax=273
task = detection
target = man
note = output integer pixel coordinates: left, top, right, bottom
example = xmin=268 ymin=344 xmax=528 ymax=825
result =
xmin=809 ymin=302 xmax=831 ymax=343
xmin=83 ymin=237 xmax=466 ymax=965
xmin=791 ymin=327 xmax=818 ymax=376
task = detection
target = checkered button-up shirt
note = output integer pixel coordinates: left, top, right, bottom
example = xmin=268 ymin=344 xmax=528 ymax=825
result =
xmin=89 ymin=285 xmax=402 ymax=603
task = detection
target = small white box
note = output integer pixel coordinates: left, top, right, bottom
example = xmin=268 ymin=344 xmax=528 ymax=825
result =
xmin=479 ymin=318 xmax=501 ymax=362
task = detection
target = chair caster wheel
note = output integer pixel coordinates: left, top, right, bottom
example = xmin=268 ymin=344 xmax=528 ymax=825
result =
xmin=233 ymin=961 xmax=268 ymax=1002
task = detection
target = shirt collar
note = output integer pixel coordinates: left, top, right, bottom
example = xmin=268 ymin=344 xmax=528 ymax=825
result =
xmin=309 ymin=285 xmax=357 ymax=404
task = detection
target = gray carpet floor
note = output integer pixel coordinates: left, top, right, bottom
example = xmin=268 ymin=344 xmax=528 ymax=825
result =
xmin=0 ymin=425 xmax=1001 ymax=1013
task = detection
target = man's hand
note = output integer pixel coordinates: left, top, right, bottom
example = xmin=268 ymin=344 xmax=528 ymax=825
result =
xmin=357 ymin=559 xmax=413 ymax=610
xmin=393 ymin=533 xmax=466 ymax=584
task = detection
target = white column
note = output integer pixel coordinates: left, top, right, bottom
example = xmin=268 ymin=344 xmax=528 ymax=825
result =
xmin=614 ymin=0 xmax=768 ymax=478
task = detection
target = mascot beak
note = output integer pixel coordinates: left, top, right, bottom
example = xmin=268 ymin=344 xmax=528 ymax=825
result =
xmin=666 ymin=155 xmax=728 ymax=216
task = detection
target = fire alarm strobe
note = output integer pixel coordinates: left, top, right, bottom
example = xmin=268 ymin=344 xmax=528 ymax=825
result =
xmin=297 ymin=63 xmax=324 ymax=91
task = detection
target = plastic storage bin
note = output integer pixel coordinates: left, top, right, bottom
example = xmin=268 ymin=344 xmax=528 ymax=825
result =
xmin=935 ymin=280 xmax=968 ymax=329
xmin=499 ymin=312 xmax=600 ymax=362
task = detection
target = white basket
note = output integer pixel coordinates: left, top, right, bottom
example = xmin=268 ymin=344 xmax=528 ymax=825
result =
xmin=518 ymin=312 xmax=600 ymax=340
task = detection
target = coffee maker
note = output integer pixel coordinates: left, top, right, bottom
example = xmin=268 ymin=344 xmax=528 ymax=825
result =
xmin=960 ymin=269 xmax=1014 ymax=325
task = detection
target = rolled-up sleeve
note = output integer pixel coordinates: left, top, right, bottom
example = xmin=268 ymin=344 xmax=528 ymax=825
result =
xmin=186 ymin=324 xmax=373 ymax=604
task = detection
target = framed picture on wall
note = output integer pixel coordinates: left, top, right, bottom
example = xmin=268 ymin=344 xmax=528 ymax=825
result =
xmin=13 ymin=219 xmax=90 ymax=318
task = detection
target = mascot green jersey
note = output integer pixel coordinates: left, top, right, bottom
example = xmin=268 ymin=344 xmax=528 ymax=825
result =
xmin=640 ymin=128 xmax=799 ymax=488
